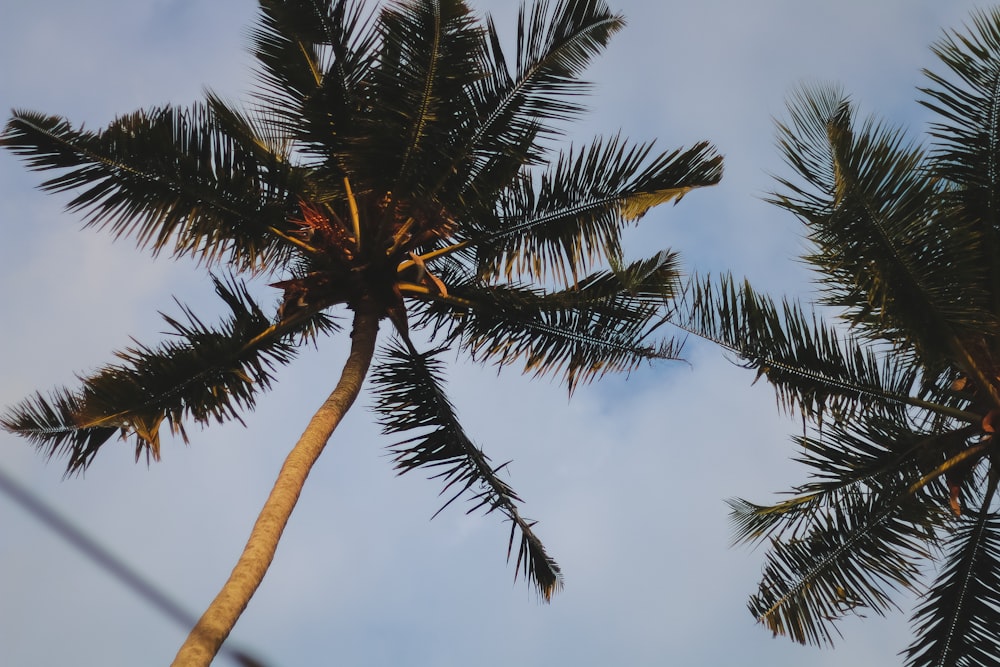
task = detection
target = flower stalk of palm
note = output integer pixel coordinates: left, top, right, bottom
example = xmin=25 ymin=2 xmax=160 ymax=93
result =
xmin=0 ymin=0 xmax=721 ymax=664
xmin=670 ymin=8 xmax=1000 ymax=666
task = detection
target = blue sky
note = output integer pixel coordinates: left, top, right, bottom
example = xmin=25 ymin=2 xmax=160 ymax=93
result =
xmin=0 ymin=1 xmax=987 ymax=665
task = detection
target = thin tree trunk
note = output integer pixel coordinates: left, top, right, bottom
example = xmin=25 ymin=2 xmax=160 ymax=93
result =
xmin=171 ymin=305 xmax=381 ymax=666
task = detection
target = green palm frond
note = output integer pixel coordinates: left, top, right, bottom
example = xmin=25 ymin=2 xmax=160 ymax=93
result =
xmin=794 ymin=421 xmax=972 ymax=503
xmin=370 ymin=339 xmax=562 ymax=600
xmin=360 ymin=0 xmax=485 ymax=196
xmin=922 ymin=7 xmax=1000 ymax=315
xmin=748 ymin=486 xmax=932 ymax=646
xmin=507 ymin=0 xmax=622 ymax=135
xmin=772 ymin=86 xmax=997 ymax=372
xmin=671 ymin=274 xmax=942 ymax=423
xmin=1 ymin=276 xmax=331 ymax=472
xmin=905 ymin=476 xmax=1000 ymax=667
xmin=476 ymin=136 xmax=721 ymax=283
xmin=250 ymin=0 xmax=377 ymax=148
xmin=0 ymin=106 xmax=298 ymax=270
xmin=444 ymin=0 xmax=624 ymax=200
xmin=923 ymin=7 xmax=1000 ymax=214
xmin=416 ymin=251 xmax=683 ymax=392
xmin=728 ymin=417 xmax=962 ymax=550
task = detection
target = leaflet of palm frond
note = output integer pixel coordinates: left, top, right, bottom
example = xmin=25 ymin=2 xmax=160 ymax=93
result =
xmin=904 ymin=477 xmax=1000 ymax=667
xmin=772 ymin=87 xmax=996 ymax=372
xmin=602 ymin=249 xmax=681 ymax=300
xmin=674 ymin=274 xmax=925 ymax=423
xmin=370 ymin=339 xmax=562 ymax=600
xmin=204 ymin=93 xmax=295 ymax=181
xmin=0 ymin=107 xmax=296 ymax=271
xmin=0 ymin=276 xmax=306 ymax=473
xmin=749 ymin=487 xmax=931 ymax=647
xmin=478 ymin=137 xmax=721 ymax=284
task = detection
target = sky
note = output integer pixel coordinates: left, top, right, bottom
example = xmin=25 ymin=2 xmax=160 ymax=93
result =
xmin=0 ymin=1 xmax=988 ymax=665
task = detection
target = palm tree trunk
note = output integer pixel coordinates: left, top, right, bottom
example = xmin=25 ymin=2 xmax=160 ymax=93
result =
xmin=171 ymin=304 xmax=381 ymax=666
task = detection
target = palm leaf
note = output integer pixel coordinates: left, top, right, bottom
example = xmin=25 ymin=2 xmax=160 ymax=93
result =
xmin=772 ymin=86 xmax=998 ymax=377
xmin=370 ymin=338 xmax=562 ymax=600
xmin=670 ymin=274 xmax=946 ymax=423
xmin=728 ymin=417 xmax=963 ymax=550
xmin=250 ymin=0 xmax=377 ymax=143
xmin=1 ymin=106 xmax=298 ymax=270
xmin=905 ymin=475 xmax=1000 ymax=667
xmin=441 ymin=0 xmax=625 ymax=201
xmin=415 ymin=251 xmax=684 ymax=392
xmin=1 ymin=276 xmax=333 ymax=472
xmin=360 ymin=0 xmax=485 ymax=196
xmin=475 ymin=136 xmax=721 ymax=283
xmin=922 ymin=7 xmax=1000 ymax=313
xmin=748 ymin=485 xmax=932 ymax=646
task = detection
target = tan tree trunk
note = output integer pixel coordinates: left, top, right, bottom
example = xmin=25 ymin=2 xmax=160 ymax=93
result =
xmin=171 ymin=305 xmax=381 ymax=666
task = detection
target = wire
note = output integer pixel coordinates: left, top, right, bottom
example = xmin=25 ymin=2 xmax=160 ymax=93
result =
xmin=0 ymin=464 xmax=269 ymax=667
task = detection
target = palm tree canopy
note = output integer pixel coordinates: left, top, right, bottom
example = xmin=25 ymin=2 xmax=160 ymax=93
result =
xmin=671 ymin=7 xmax=1000 ymax=665
xmin=1 ymin=0 xmax=721 ymax=601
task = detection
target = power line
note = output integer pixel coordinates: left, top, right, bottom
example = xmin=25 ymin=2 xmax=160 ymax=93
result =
xmin=0 ymin=464 xmax=269 ymax=667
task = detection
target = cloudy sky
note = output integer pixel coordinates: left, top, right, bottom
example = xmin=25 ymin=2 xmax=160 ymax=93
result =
xmin=0 ymin=1 xmax=987 ymax=665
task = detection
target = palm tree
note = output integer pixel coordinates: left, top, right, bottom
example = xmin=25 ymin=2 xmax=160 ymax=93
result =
xmin=0 ymin=0 xmax=721 ymax=663
xmin=671 ymin=8 xmax=1000 ymax=665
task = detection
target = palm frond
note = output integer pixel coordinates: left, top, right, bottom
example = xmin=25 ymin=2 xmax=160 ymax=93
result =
xmin=771 ymin=86 xmax=998 ymax=372
xmin=731 ymin=403 xmax=1000 ymax=649
xmin=415 ymin=251 xmax=684 ymax=393
xmin=359 ymin=0 xmax=485 ymax=196
xmin=508 ymin=0 xmax=622 ymax=136
xmin=728 ymin=417 xmax=962 ymax=550
xmin=905 ymin=475 xmax=1000 ymax=667
xmin=922 ymin=7 xmax=1000 ymax=314
xmin=735 ymin=424 xmax=941 ymax=548
xmin=439 ymin=0 xmax=625 ymax=203
xmin=370 ymin=339 xmax=562 ymax=600
xmin=1 ymin=106 xmax=297 ymax=270
xmin=670 ymin=274 xmax=940 ymax=423
xmin=0 ymin=276 xmax=332 ymax=472
xmin=748 ymin=485 xmax=932 ymax=646
xmin=923 ymin=7 xmax=1000 ymax=218
xmin=249 ymin=0 xmax=377 ymax=151
xmin=475 ymin=136 xmax=721 ymax=284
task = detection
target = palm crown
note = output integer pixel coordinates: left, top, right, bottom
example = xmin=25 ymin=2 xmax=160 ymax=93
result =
xmin=1 ymin=0 xmax=721 ymax=662
xmin=673 ymin=8 xmax=1000 ymax=665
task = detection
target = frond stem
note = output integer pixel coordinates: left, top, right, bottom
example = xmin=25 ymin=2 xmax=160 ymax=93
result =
xmin=343 ymin=176 xmax=362 ymax=253
xmin=396 ymin=240 xmax=471 ymax=272
xmin=904 ymin=440 xmax=991 ymax=498
xmin=267 ymin=226 xmax=323 ymax=255
xmin=397 ymin=281 xmax=474 ymax=308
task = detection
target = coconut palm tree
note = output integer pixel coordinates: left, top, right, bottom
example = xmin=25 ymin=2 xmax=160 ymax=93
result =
xmin=671 ymin=8 xmax=1000 ymax=666
xmin=0 ymin=0 xmax=721 ymax=663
